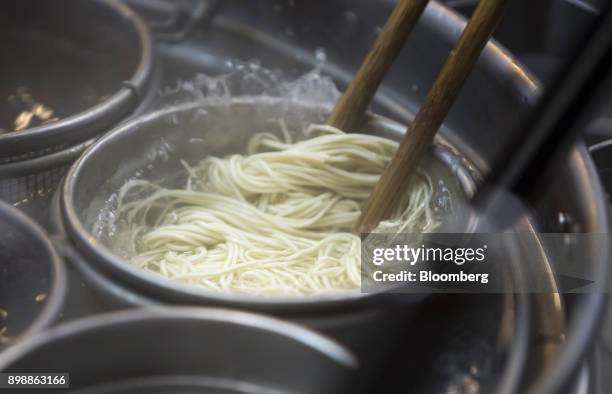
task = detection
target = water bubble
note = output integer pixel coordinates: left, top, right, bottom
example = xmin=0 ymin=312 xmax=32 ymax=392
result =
xmin=315 ymin=48 xmax=327 ymax=63
xmin=434 ymin=180 xmax=452 ymax=212
xmin=156 ymin=60 xmax=340 ymax=110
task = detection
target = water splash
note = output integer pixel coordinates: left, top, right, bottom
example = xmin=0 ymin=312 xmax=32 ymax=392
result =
xmin=91 ymin=63 xmax=468 ymax=254
xmin=157 ymin=60 xmax=340 ymax=111
xmin=93 ymin=63 xmax=341 ymax=245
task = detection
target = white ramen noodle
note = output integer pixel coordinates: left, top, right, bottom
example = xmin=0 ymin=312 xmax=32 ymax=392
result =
xmin=111 ymin=123 xmax=439 ymax=296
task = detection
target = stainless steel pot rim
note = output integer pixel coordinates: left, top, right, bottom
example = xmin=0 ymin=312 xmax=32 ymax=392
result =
xmin=0 ymin=306 xmax=358 ymax=370
xmin=422 ymin=1 xmax=539 ymax=102
xmin=0 ymin=200 xmax=67 ymax=346
xmin=529 ymin=146 xmax=611 ymax=394
xmin=0 ymin=0 xmax=153 ymax=149
xmin=61 ymin=98 xmax=476 ymax=308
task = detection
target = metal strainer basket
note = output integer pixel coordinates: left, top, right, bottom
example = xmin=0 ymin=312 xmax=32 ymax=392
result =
xmin=0 ymin=0 xmax=154 ymax=219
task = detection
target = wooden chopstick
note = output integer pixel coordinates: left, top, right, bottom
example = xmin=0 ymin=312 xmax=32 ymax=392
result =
xmin=355 ymin=0 xmax=509 ymax=234
xmin=327 ymin=0 xmax=430 ymax=131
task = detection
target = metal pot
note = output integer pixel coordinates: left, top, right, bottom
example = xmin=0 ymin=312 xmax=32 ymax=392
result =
xmin=59 ymin=98 xmax=475 ymax=309
xmin=0 ymin=307 xmax=357 ymax=394
xmin=53 ymin=98 xmax=485 ymax=391
xmin=0 ymin=201 xmax=66 ymax=351
xmin=0 ymin=0 xmax=155 ymax=221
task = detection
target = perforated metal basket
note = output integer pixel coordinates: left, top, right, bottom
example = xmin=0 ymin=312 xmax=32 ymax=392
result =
xmin=0 ymin=0 xmax=154 ymax=219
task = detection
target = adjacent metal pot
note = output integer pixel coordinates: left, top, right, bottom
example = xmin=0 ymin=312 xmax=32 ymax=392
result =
xmin=0 ymin=0 xmax=154 ymax=219
xmin=0 ymin=201 xmax=66 ymax=351
xmin=0 ymin=307 xmax=357 ymax=394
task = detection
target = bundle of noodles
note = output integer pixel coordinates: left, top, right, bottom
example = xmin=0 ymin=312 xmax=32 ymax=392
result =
xmin=112 ymin=123 xmax=439 ymax=296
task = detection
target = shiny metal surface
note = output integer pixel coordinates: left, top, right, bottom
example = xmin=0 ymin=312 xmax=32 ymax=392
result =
xmin=0 ymin=0 xmax=153 ymax=158
xmin=0 ymin=307 xmax=357 ymax=394
xmin=0 ymin=201 xmax=66 ymax=351
xmin=0 ymin=0 xmax=156 ymax=226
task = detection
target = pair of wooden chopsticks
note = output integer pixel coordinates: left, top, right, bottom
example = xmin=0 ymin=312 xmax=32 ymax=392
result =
xmin=325 ymin=0 xmax=508 ymax=233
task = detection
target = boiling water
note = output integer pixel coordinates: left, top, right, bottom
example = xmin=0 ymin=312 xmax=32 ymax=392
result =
xmin=155 ymin=61 xmax=340 ymax=111
xmin=87 ymin=64 xmax=465 ymax=274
